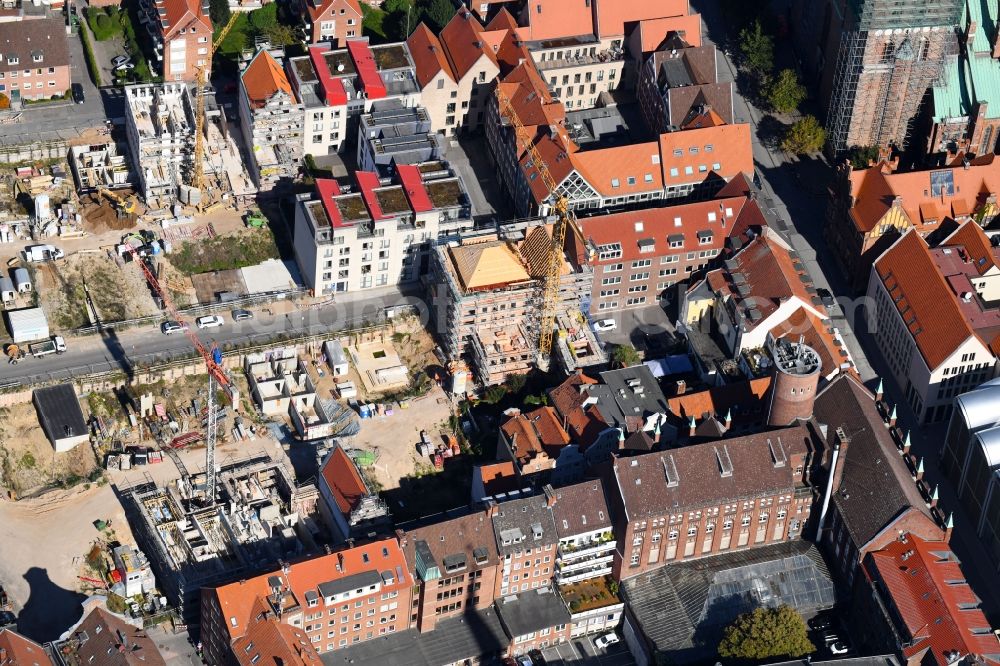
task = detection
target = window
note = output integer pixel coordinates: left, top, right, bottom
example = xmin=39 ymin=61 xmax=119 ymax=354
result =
xmin=604 ymin=263 xmax=623 ymax=273
xmin=631 ymin=259 xmax=651 ymax=268
xmin=32 ymin=54 xmax=42 ymax=63
xmin=611 ymin=178 xmax=620 ymax=188
xmin=601 ymin=276 xmax=621 ymax=285
xmin=669 ymin=167 xmax=679 ymax=177
xmin=437 ymin=78 xmax=445 ymax=89
xmin=597 ymin=243 xmax=622 ymax=260
xmin=630 ymin=272 xmax=649 ymax=281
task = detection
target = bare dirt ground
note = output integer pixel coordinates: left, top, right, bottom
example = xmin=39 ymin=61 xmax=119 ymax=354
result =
xmin=0 ymin=402 xmax=100 ymax=496
xmin=31 ymin=253 xmax=158 ymax=330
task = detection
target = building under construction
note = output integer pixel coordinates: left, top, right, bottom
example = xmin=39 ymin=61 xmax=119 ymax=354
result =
xmin=123 ymin=82 xmax=256 ymax=207
xmin=68 ymin=142 xmax=134 ymax=193
xmin=804 ymin=0 xmax=962 ymax=153
xmin=431 ymin=219 xmax=605 ymax=387
xmin=122 ymin=455 xmax=324 ymax=625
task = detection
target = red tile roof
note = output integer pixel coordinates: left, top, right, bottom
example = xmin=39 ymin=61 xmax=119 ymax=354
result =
xmin=500 ymin=407 xmax=572 ymax=467
xmin=304 ymin=0 xmax=361 ymax=25
xmin=866 ymin=534 xmax=1000 ymax=666
xmin=211 ymin=539 xmax=412 ymax=642
xmin=486 ymin=9 xmax=532 ymax=72
xmin=941 ymin=219 xmax=1000 ymax=276
xmin=242 ymin=50 xmax=293 ymax=110
xmin=521 ymin=0 xmax=594 ymax=41
xmin=636 ymin=13 xmax=703 ymax=51
xmin=407 ymin=23 xmax=454 ymax=87
xmin=161 ymin=0 xmax=211 ymax=38
xmin=320 ymin=445 xmax=368 ymax=514
xmin=233 ymin=598 xmax=322 ymax=665
xmin=439 ymin=6 xmax=498 ymax=79
xmin=874 ymin=230 xmax=977 ymax=370
xmin=666 ymin=376 xmax=772 ymax=422
xmin=594 ymin=0 xmax=689 ymax=38
xmin=0 ymin=627 xmax=53 ymax=665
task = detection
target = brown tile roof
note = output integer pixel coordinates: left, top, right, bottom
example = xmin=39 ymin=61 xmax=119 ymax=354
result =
xmin=233 ymin=598 xmax=321 ymax=666
xmin=161 ymin=0 xmax=211 ymax=38
xmin=864 ymin=534 xmax=1000 ymax=666
xmin=400 ymin=509 xmax=500 ymax=576
xmin=611 ymin=424 xmax=813 ymax=520
xmin=320 ymin=445 xmax=368 ymax=514
xmin=941 ymin=219 xmax=1000 ymax=275
xmin=0 ymin=627 xmax=53 ymax=665
xmin=666 ymin=376 xmax=773 ymax=423
xmin=69 ymin=608 xmax=166 ymax=666
xmin=304 ymin=0 xmax=361 ymax=25
xmin=0 ymin=18 xmax=69 ymax=75
xmin=668 ymin=84 xmax=734 ymax=127
xmin=407 ymin=23 xmax=455 ymax=87
xmin=500 ymin=407 xmax=572 ymax=466
xmin=547 ymin=372 xmax=604 ymax=442
xmin=439 ymin=6 xmax=497 ymax=80
xmin=813 ymin=375 xmax=937 ymax=548
xmin=874 ymin=230 xmax=976 ymax=370
xmin=241 ymin=50 xmax=294 ymax=110
xmin=210 ymin=539 xmax=412 ymax=642
xmin=551 ymin=479 xmax=612 ymax=538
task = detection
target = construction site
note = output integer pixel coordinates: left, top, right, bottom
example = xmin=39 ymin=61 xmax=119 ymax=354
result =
xmin=122 ymin=455 xmax=324 ymax=624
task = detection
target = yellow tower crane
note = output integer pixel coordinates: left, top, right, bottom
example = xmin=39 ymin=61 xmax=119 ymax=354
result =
xmin=190 ymin=12 xmax=241 ymax=194
xmin=494 ymin=87 xmax=580 ymax=359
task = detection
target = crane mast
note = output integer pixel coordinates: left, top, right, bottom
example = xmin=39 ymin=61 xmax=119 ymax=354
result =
xmin=494 ymin=87 xmax=575 ymax=358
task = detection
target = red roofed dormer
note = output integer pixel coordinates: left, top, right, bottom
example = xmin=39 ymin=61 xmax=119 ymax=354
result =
xmin=396 ymin=164 xmax=434 ymax=212
xmin=310 ymin=45 xmax=348 ymax=105
xmin=347 ymin=40 xmax=387 ymax=99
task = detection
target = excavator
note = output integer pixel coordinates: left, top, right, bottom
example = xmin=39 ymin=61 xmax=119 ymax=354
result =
xmin=97 ymin=188 xmax=139 ymax=222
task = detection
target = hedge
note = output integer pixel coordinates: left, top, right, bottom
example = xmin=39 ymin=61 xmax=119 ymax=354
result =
xmin=79 ymin=23 xmax=103 ymax=87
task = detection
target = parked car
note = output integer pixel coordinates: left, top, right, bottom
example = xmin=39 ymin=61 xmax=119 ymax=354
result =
xmin=71 ymin=83 xmax=84 ymax=104
xmin=830 ymin=642 xmax=850 ymax=655
xmin=111 ymin=55 xmax=131 ymax=68
xmin=161 ymin=320 xmax=189 ymax=335
xmin=808 ymin=615 xmax=833 ymax=631
xmin=594 ymin=632 xmax=619 ymax=649
xmin=196 ymin=315 xmax=224 ymax=329
xmin=231 ymin=309 xmax=253 ymax=321
xmin=592 ymin=318 xmax=617 ymax=332
xmin=528 ymin=649 xmax=547 ymax=665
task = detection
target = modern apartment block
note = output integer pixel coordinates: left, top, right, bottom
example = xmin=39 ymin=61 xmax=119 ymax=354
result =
xmin=866 ymin=227 xmax=1000 ymax=423
xmin=795 ymin=0 xmax=962 ymax=153
xmin=200 ymin=538 xmax=413 ymax=662
xmin=285 ymin=39 xmax=420 ymax=157
xmin=399 ymin=508 xmax=500 ymax=632
xmin=238 ymin=49 xmax=305 ymax=190
xmin=136 ymin=0 xmax=213 ymax=81
xmin=604 ymin=423 xmax=822 ymax=578
xmin=940 ymin=378 xmax=1000 ymax=570
xmin=826 ymin=158 xmax=1000 ymax=292
xmin=292 ymin=163 xmax=472 ymax=295
xmin=299 ymin=0 xmax=362 ymax=45
xmin=430 ymin=221 xmax=604 ymax=386
xmin=357 ymin=100 xmax=441 ymax=175
xmin=0 ymin=18 xmax=70 ymax=101
xmin=488 ymin=61 xmax=753 ymax=217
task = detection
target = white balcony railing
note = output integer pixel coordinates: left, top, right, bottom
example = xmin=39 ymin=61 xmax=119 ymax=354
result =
xmin=556 ymin=565 xmax=612 ymax=584
xmin=558 ymin=540 xmax=616 ymax=561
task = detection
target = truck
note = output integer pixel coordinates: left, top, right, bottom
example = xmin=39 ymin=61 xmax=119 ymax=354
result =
xmin=28 ymin=335 xmax=66 ymax=357
xmin=23 ymin=244 xmax=64 ymax=263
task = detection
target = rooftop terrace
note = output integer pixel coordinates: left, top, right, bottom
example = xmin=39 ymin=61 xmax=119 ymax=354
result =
xmin=375 ymin=187 xmax=412 ymax=215
xmin=324 ymin=50 xmax=356 ymax=76
xmin=426 ymin=178 xmax=464 ymax=209
xmin=336 ymin=194 xmax=371 ymax=222
xmin=372 ymin=44 xmax=410 ymax=70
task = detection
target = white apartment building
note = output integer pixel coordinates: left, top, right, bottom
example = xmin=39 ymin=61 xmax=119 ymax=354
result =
xmin=867 ymin=228 xmax=1000 ymax=423
xmin=532 ymin=37 xmax=625 ymax=111
xmin=292 ymin=162 xmax=472 ymax=295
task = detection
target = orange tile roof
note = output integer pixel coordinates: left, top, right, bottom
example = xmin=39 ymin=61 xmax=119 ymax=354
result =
xmin=875 ymin=230 xmax=976 ymax=370
xmin=233 ymin=598 xmax=322 ymax=665
xmin=242 ymin=50 xmax=294 ymax=110
xmin=572 ymin=141 xmax=665 ymax=198
xmin=304 ymin=0 xmax=361 ymax=24
xmin=594 ymin=0 xmax=689 ymax=37
xmin=500 ymin=407 xmax=572 ymax=466
xmin=486 ymin=9 xmax=532 ymax=73
xmin=848 ymin=160 xmax=1000 ymax=234
xmin=636 ymin=14 xmax=703 ymax=51
xmin=439 ymin=6 xmax=497 ymax=80
xmin=320 ymin=446 xmax=368 ymax=514
xmin=667 ymin=376 xmax=772 ymax=421
xmin=161 ymin=0 xmax=210 ymax=38
xmin=522 ymin=0 xmax=595 ymax=41
xmin=407 ymin=23 xmax=454 ymax=88
xmin=0 ymin=627 xmax=53 ymax=665
xmin=866 ymin=534 xmax=1000 ymax=666
xmin=941 ymin=219 xmax=999 ymax=275
xmin=769 ymin=308 xmax=853 ymax=378
xmin=211 ymin=538 xmax=412 ymax=641
xmin=475 ymin=461 xmax=524 ymax=495
xmin=657 ymin=123 xmax=753 ymax=186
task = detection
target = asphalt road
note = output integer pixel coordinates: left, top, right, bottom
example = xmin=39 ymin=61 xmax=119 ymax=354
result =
xmin=0 ymin=287 xmax=427 ymax=387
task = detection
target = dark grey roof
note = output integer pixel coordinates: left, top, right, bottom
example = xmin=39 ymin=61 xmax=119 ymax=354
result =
xmin=317 ymin=570 xmax=382 ymax=598
xmin=599 ymin=366 xmax=669 ymax=425
xmin=320 ymin=608 xmax=508 ymax=666
xmin=32 ymin=384 xmax=87 ymax=443
xmin=550 ymin=480 xmax=612 ymax=538
xmin=813 ymin=375 xmax=933 ymax=549
xmin=0 ymin=18 xmax=69 ymax=75
xmin=622 ymin=541 xmax=835 ymax=664
xmin=491 ymin=495 xmax=558 ymax=556
xmin=495 ymin=586 xmax=571 ymax=638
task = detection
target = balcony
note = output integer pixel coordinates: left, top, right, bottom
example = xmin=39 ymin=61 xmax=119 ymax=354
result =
xmin=536 ymin=49 xmax=624 ymax=72
xmin=558 ymin=538 xmax=615 ymax=561
xmin=559 ymin=575 xmax=622 ymax=614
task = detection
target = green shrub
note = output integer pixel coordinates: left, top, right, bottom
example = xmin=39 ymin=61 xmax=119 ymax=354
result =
xmin=87 ymin=7 xmax=123 ymax=40
xmin=79 ymin=23 xmax=103 ymax=86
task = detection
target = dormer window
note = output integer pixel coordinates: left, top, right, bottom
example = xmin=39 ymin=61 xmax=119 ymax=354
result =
xmin=32 ymin=54 xmax=42 ymax=63
xmin=6 ymin=56 xmax=17 ymax=65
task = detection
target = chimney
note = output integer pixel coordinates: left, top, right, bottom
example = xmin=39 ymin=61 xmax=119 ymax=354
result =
xmin=675 ymin=379 xmax=686 ymax=395
xmin=543 ymin=484 xmax=556 ymax=507
xmin=966 ymin=19 xmax=977 ymax=46
xmin=875 ymin=378 xmax=883 ymax=402
xmin=945 ymin=512 xmax=954 ymax=541
xmin=688 ymin=416 xmax=696 ymax=438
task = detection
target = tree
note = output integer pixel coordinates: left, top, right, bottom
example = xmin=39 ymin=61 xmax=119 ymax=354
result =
xmin=482 ymin=384 xmax=507 ymax=405
xmin=264 ymin=23 xmax=296 ymax=46
xmin=504 ymin=372 xmax=527 ymax=395
xmin=209 ymin=0 xmax=231 ymax=28
xmin=782 ymin=115 xmax=826 ymax=154
xmin=718 ymin=606 xmax=815 ymax=660
xmin=422 ymin=0 xmax=456 ymax=32
xmin=847 ymin=145 xmax=881 ymax=169
xmin=766 ymin=68 xmax=806 ymax=114
xmin=738 ymin=20 xmax=773 ymax=75
xmin=612 ymin=344 xmax=641 ymax=368
xmin=249 ymin=3 xmax=277 ymax=31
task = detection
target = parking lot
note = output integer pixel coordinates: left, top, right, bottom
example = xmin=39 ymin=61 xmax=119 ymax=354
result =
xmin=541 ymin=635 xmax=636 ymax=666
xmin=592 ymin=304 xmax=684 ymax=358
